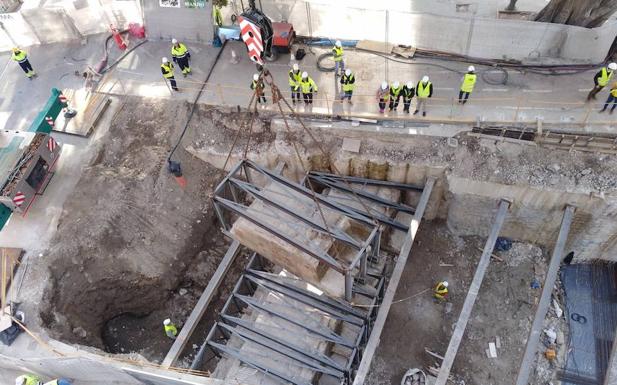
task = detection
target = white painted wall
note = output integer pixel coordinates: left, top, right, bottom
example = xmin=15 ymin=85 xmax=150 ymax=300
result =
xmin=143 ymin=0 xmax=214 ymax=44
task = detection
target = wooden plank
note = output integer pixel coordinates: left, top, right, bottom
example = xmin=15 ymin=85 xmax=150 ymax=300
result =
xmin=353 ymin=177 xmax=435 ymax=385
xmin=161 ymin=240 xmax=242 ymax=368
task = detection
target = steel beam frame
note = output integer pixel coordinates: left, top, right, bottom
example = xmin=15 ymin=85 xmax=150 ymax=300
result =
xmin=308 ymin=171 xmax=424 ymax=192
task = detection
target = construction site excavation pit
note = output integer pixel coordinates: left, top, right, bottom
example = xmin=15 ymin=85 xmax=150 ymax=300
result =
xmin=16 ymin=101 xmax=617 ymax=384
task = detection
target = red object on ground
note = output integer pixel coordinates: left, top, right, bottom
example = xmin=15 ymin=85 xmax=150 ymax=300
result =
xmin=110 ymin=24 xmax=127 ymax=50
xmin=174 ymin=175 xmax=187 ymax=189
xmin=128 ymin=22 xmax=145 ymax=39
xmin=272 ymin=22 xmax=295 ymax=52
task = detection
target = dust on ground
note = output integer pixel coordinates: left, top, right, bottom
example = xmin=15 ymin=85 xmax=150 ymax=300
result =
xmin=29 ymin=96 xmax=246 ymax=363
xmin=367 ymin=222 xmax=548 ymax=385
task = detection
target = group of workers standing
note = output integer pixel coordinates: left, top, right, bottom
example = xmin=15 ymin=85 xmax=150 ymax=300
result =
xmin=246 ymin=41 xmax=479 ymax=117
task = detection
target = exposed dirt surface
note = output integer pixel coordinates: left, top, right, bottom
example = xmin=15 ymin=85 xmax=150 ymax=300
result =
xmin=37 ymin=97 xmax=233 ymax=362
xmin=367 ymin=222 xmax=547 ymax=385
xmin=367 ymin=221 xmax=484 ymax=385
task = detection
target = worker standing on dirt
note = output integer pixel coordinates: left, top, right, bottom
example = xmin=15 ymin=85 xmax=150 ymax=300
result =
xmin=163 ymin=318 xmax=178 ymax=339
xmin=600 ymin=81 xmax=617 ymax=113
xmin=15 ymin=374 xmax=42 ymax=385
xmin=250 ymin=73 xmax=267 ymax=105
xmin=340 ymin=68 xmax=355 ymax=104
xmin=402 ymin=81 xmax=415 ymax=113
xmin=588 ymin=62 xmax=617 ymax=100
xmin=161 ymin=57 xmax=178 ymax=92
xmin=414 ymin=76 xmax=433 ymax=117
xmin=300 ymin=71 xmax=318 ymax=105
xmin=376 ymin=82 xmax=390 ymax=113
xmin=434 ymin=281 xmax=449 ymax=301
xmin=43 ymin=379 xmax=73 ymax=385
xmin=288 ymin=63 xmax=302 ymax=104
xmin=458 ymin=66 xmax=477 ymax=105
xmin=11 ymin=48 xmax=36 ymax=79
xmin=171 ymin=39 xmax=191 ymax=77
xmin=389 ymin=81 xmax=402 ymax=111
xmin=332 ymin=40 xmax=345 ymax=77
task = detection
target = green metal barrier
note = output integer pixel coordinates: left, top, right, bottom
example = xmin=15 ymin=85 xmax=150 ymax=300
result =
xmin=27 ymin=88 xmax=67 ymax=134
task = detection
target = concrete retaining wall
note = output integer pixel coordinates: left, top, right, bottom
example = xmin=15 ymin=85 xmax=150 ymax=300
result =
xmin=143 ymin=0 xmax=214 ymax=43
xmin=259 ymin=0 xmax=617 ymax=63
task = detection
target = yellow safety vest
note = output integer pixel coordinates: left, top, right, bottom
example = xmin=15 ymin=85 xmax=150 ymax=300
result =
xmin=43 ymin=380 xmax=59 ymax=385
xmin=300 ymin=77 xmax=317 ymax=94
xmin=377 ymin=87 xmax=390 ymax=101
xmin=161 ymin=63 xmax=174 ymax=78
xmin=288 ymin=69 xmax=301 ymax=88
xmin=402 ymin=86 xmax=414 ymax=99
xmin=390 ymin=85 xmax=401 ymax=98
xmin=213 ymin=6 xmax=223 ymax=26
xmin=332 ymin=46 xmax=343 ymax=62
xmin=164 ymin=323 xmax=178 ymax=336
xmin=12 ymin=50 xmax=27 ymax=63
xmin=434 ymin=283 xmax=448 ymax=297
xmin=19 ymin=374 xmax=41 ymax=385
xmin=171 ymin=43 xmax=189 ymax=59
xmin=417 ymin=81 xmax=432 ymax=98
xmin=341 ymin=74 xmax=355 ymax=92
xmin=611 ymin=87 xmax=617 ymax=97
xmin=251 ymin=80 xmax=264 ymax=91
xmin=460 ymin=73 xmax=477 ymax=93
xmin=599 ymin=67 xmax=613 ymax=87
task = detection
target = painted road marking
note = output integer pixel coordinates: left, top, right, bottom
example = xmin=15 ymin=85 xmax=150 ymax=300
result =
xmin=522 ymin=89 xmax=552 ymax=93
xmin=481 ymin=88 xmax=508 ymax=92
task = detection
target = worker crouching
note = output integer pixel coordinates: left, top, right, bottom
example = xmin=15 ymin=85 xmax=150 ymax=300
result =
xmin=588 ymin=62 xmax=616 ymax=100
xmin=161 ymin=57 xmax=178 ymax=91
xmin=164 ymin=318 xmax=178 ymax=339
xmin=434 ymin=281 xmax=449 ymax=301
xmin=300 ymin=71 xmax=318 ymax=105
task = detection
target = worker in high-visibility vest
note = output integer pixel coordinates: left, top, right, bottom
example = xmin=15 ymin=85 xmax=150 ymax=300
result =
xmin=389 ymin=81 xmax=402 ymax=111
xmin=213 ymin=5 xmax=223 ymax=27
xmin=11 ymin=47 xmax=36 ymax=79
xmin=414 ymin=76 xmax=433 ymax=117
xmin=250 ymin=73 xmax=267 ymax=104
xmin=299 ymin=71 xmax=318 ymax=105
xmin=340 ymin=68 xmax=355 ymax=104
xmin=458 ymin=66 xmax=477 ymax=105
xmin=163 ymin=318 xmax=178 ymax=339
xmin=434 ymin=281 xmax=449 ymax=301
xmin=402 ymin=81 xmax=415 ymax=113
xmin=376 ymin=81 xmax=390 ymax=113
xmin=288 ymin=63 xmax=302 ymax=104
xmin=15 ymin=374 xmax=42 ymax=385
xmin=43 ymin=379 xmax=73 ymax=385
xmin=332 ymin=40 xmax=345 ymax=77
xmin=161 ymin=57 xmax=178 ymax=91
xmin=600 ymin=82 xmax=617 ymax=113
xmin=171 ymin=39 xmax=191 ymax=77
xmin=588 ymin=62 xmax=617 ymax=100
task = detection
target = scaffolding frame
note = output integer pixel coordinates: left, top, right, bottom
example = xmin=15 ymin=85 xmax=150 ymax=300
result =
xmin=212 ymin=160 xmax=385 ymax=301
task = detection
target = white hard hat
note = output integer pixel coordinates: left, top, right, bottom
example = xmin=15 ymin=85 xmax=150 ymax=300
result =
xmin=381 ymin=81 xmax=388 ymax=90
xmin=163 ymin=318 xmax=171 ymax=325
xmin=442 ymin=281 xmax=449 ymax=287
xmin=172 ymin=38 xmax=178 ymax=44
xmin=468 ymin=65 xmax=475 ymax=72
xmin=253 ymin=73 xmax=259 ymax=81
xmin=422 ymin=75 xmax=429 ymax=83
xmin=292 ymin=63 xmax=299 ymax=71
xmin=345 ymin=68 xmax=351 ymax=76
xmin=335 ymin=40 xmax=342 ymax=47
xmin=16 ymin=376 xmax=26 ymax=385
xmin=302 ymin=71 xmax=308 ymax=78
xmin=406 ymin=81 xmax=413 ymax=89
xmin=609 ymin=62 xmax=617 ymax=70
xmin=162 ymin=57 xmax=169 ymax=64
xmin=393 ymin=81 xmax=400 ymax=88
